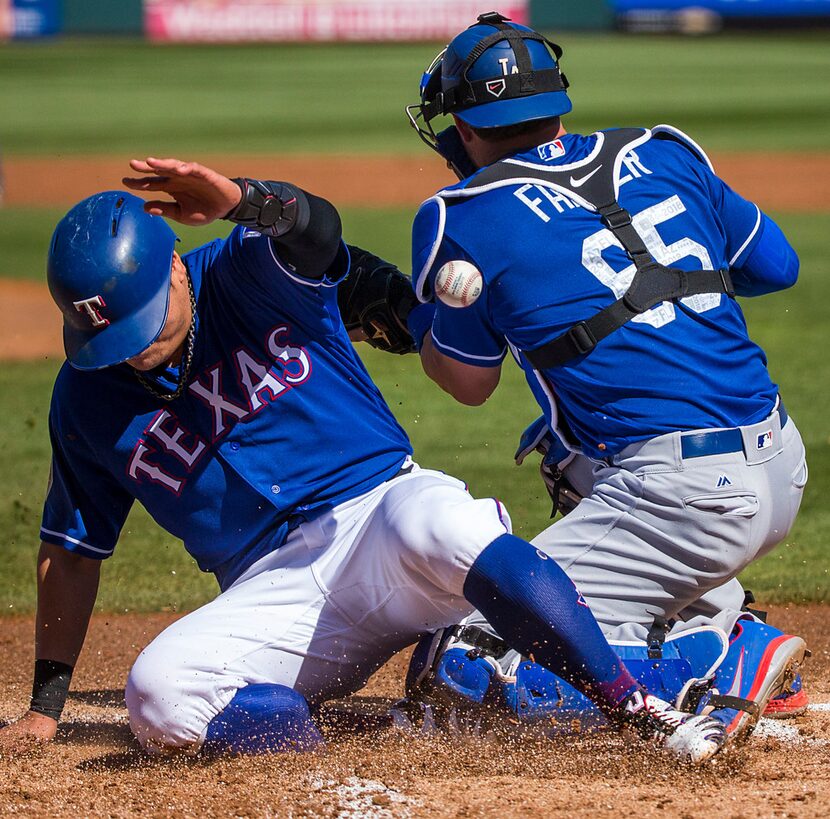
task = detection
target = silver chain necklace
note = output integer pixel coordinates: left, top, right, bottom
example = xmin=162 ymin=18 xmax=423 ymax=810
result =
xmin=134 ymin=275 xmax=197 ymax=402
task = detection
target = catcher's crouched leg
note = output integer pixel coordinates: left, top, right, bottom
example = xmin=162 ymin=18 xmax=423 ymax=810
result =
xmin=398 ymin=626 xmax=609 ymax=735
xmin=399 ymin=624 xmax=760 ymax=737
xmin=126 ymin=652 xmax=322 ymax=756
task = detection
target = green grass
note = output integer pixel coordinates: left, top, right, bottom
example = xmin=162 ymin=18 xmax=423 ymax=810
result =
xmin=0 ymin=205 xmax=828 ymax=611
xmin=0 ymin=34 xmax=828 ymax=156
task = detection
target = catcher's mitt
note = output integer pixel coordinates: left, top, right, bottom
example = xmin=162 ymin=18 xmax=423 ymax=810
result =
xmin=338 ymin=245 xmax=418 ymax=354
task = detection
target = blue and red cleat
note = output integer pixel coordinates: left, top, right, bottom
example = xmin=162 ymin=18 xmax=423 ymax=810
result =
xmin=695 ymin=620 xmax=808 ymax=740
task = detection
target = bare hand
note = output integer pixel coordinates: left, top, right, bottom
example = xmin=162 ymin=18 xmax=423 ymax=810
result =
xmin=122 ymin=157 xmax=242 ymax=226
xmin=0 ymin=711 xmax=58 ymax=756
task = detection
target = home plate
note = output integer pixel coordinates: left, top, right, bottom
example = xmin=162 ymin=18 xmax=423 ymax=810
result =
xmin=752 ymin=703 xmax=830 ymax=747
xmin=307 ymin=777 xmax=420 ymax=818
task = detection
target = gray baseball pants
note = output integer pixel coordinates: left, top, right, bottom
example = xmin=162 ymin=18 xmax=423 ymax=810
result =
xmin=468 ymin=404 xmax=806 ymax=642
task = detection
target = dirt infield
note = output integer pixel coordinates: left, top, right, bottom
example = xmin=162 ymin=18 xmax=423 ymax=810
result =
xmin=1 ymin=605 xmax=829 ymax=817
xmin=4 ymin=151 xmax=830 ymax=212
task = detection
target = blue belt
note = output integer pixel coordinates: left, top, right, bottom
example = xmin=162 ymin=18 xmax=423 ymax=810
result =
xmin=680 ymin=402 xmax=788 ymax=460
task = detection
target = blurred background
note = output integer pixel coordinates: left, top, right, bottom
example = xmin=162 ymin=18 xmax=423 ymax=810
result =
xmin=0 ymin=0 xmax=827 ymax=613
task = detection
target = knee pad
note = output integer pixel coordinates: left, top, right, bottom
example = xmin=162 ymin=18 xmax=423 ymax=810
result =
xmin=402 ymin=627 xmax=605 ymax=734
xmin=405 ymin=628 xmax=501 ymax=707
xmin=203 ymin=684 xmax=323 ymax=755
xmin=401 ymin=627 xmax=514 ymax=731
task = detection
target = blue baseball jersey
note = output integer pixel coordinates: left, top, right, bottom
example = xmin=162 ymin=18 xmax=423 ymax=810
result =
xmin=41 ymin=227 xmax=412 ymax=589
xmin=412 ymin=126 xmax=797 ymax=458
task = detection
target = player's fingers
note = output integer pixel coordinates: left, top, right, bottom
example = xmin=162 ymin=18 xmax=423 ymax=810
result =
xmin=143 ymin=200 xmax=182 ymax=219
xmin=128 ymin=159 xmax=156 ymax=174
xmin=122 ymin=176 xmax=173 ymax=191
xmin=144 ymin=157 xmax=195 ymax=176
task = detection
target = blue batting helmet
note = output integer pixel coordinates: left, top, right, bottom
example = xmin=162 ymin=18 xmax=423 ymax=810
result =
xmin=47 ymin=191 xmax=178 ymax=371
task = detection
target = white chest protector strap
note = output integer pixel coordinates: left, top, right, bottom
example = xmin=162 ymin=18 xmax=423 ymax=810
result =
xmin=463 ymin=127 xmax=736 ymax=369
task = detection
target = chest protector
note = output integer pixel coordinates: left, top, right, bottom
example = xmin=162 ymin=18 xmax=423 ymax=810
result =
xmin=443 ymin=127 xmax=736 ymax=369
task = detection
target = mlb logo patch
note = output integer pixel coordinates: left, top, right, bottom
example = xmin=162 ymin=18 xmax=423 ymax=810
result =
xmin=537 ymin=139 xmax=566 ymax=162
xmin=757 ymin=429 xmax=774 ymax=450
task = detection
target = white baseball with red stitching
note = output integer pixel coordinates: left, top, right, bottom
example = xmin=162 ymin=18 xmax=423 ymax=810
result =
xmin=434 ymin=260 xmax=483 ymax=309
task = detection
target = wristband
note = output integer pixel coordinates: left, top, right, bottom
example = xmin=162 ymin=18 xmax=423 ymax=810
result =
xmin=224 ymin=178 xmax=304 ymax=238
xmin=30 ymin=659 xmax=73 ymax=721
xmin=406 ymin=302 xmax=436 ymax=353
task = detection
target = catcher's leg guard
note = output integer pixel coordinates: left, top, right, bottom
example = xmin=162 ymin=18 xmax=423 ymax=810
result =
xmin=202 ymin=684 xmax=324 ymax=755
xmin=398 ymin=625 xmax=516 ymax=732
xmin=680 ymin=620 xmax=808 ymax=742
xmin=401 ymin=624 xmax=733 ymax=735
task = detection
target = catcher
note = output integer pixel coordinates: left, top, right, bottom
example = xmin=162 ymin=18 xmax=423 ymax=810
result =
xmin=393 ymin=12 xmax=809 ymax=742
xmin=0 ymin=158 xmax=726 ymax=763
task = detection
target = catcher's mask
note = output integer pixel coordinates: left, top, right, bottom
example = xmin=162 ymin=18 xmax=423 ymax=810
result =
xmin=406 ymin=11 xmax=571 ymax=177
xmin=47 ymin=191 xmax=178 ymax=371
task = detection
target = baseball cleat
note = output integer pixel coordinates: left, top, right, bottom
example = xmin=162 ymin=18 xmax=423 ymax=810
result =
xmin=619 ymin=690 xmax=726 ymax=765
xmin=680 ymin=621 xmax=808 ymax=742
xmin=763 ymin=673 xmax=809 ymax=719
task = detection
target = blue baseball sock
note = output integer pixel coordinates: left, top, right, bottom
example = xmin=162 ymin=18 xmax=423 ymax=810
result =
xmin=203 ymin=684 xmax=324 ymax=755
xmin=463 ymin=534 xmax=640 ymax=715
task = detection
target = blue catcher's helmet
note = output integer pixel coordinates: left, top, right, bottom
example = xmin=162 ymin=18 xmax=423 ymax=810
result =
xmin=47 ymin=191 xmax=178 ymax=371
xmin=406 ymin=11 xmax=570 ymax=165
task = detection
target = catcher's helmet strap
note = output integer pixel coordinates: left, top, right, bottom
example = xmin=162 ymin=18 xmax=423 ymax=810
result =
xmin=444 ymin=68 xmax=568 ymax=114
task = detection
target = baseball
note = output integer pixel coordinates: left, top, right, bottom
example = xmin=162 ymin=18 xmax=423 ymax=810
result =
xmin=434 ymin=260 xmax=483 ymax=308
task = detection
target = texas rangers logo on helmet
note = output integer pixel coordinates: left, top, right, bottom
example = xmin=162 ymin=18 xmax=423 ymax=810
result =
xmin=485 ymin=79 xmax=507 ymax=98
xmin=73 ymin=295 xmax=110 ymax=328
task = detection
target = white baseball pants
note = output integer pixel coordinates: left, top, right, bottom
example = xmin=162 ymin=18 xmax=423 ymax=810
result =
xmin=125 ymin=463 xmax=510 ymax=753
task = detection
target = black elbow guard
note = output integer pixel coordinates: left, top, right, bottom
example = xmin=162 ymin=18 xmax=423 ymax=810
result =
xmin=225 ymin=178 xmax=309 ymax=238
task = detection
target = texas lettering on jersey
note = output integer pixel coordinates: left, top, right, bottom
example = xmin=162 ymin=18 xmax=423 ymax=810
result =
xmin=127 ymin=322 xmax=311 ymax=495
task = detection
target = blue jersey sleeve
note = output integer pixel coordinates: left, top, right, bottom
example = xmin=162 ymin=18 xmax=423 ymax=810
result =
xmin=40 ymin=400 xmax=133 ymax=560
xmin=431 ymin=294 xmax=508 ymax=367
xmin=198 ymin=227 xmax=349 ymax=337
xmin=698 ymin=162 xmax=764 ymax=268
xmin=223 ymin=226 xmax=348 ymax=293
xmin=729 ymin=213 xmax=799 ymax=297
xmin=412 ymin=202 xmax=506 ymax=367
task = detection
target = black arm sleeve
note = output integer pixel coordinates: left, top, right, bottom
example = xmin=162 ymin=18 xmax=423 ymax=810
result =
xmin=225 ymin=179 xmax=343 ymax=279
xmin=275 ymin=188 xmax=342 ymax=278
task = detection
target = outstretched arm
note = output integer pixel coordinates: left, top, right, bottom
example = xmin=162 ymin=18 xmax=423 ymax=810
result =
xmin=0 ymin=542 xmax=100 ymax=752
xmin=123 ymin=157 xmax=342 ymax=278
